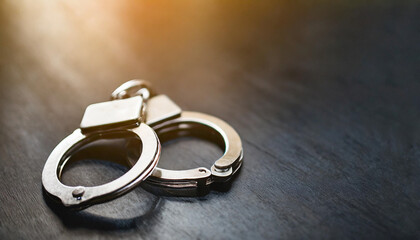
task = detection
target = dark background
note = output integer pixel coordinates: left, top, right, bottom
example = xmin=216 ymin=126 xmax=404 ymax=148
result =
xmin=0 ymin=1 xmax=419 ymax=239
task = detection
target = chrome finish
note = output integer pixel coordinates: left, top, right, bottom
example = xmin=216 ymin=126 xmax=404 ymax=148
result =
xmin=42 ymin=82 xmax=161 ymax=209
xmin=80 ymin=96 xmax=143 ymax=133
xmin=111 ymin=79 xmax=155 ymax=101
xmin=151 ymin=112 xmax=243 ymax=177
xmin=42 ymin=79 xmax=243 ymax=206
xmin=146 ymin=94 xmax=182 ymax=126
xmin=127 ymin=93 xmax=243 ymax=196
xmin=145 ymin=111 xmax=243 ymax=196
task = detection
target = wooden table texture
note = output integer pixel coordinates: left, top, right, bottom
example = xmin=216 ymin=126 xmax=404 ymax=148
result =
xmin=0 ymin=1 xmax=419 ymax=239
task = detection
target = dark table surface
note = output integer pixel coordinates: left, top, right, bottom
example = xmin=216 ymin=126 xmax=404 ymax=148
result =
xmin=0 ymin=1 xmax=419 ymax=239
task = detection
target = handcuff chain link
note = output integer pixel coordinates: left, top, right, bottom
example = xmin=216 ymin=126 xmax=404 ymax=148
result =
xmin=110 ymin=79 xmax=156 ymax=123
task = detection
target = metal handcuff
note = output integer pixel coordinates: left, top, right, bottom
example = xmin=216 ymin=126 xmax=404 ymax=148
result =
xmin=42 ymin=80 xmax=243 ymax=209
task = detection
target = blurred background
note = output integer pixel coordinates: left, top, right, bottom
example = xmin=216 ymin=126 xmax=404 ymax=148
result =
xmin=0 ymin=0 xmax=419 ymax=239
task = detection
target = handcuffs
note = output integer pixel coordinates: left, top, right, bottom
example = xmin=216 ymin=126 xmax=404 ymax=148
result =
xmin=42 ymin=80 xmax=243 ymax=209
